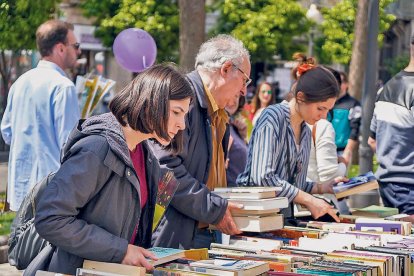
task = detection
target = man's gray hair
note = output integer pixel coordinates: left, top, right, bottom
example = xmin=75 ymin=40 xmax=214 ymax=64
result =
xmin=195 ymin=34 xmax=250 ymax=71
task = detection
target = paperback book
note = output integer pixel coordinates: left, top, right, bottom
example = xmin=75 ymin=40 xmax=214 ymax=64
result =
xmin=333 ymin=171 xmax=378 ymax=199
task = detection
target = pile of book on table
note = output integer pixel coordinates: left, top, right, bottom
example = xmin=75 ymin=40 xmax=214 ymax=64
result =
xmin=69 ymin=246 xmax=271 ymax=276
xmin=212 ymin=187 xmax=288 ymax=232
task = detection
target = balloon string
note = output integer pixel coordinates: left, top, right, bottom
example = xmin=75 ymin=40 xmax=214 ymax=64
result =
xmin=143 ymin=56 xmax=147 ymax=69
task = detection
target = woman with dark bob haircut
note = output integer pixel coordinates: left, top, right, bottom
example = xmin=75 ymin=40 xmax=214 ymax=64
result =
xmin=237 ymin=64 xmax=347 ymax=223
xmin=31 ymin=64 xmax=193 ymax=274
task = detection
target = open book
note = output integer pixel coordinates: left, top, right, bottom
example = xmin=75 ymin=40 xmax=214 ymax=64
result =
xmin=333 ymin=171 xmax=378 ymax=199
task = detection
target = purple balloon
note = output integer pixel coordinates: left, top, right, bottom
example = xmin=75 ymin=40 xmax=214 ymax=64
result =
xmin=113 ymin=28 xmax=157 ymax=72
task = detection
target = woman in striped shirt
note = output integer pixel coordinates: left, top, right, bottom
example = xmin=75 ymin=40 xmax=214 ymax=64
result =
xmin=237 ymin=64 xmax=346 ymax=222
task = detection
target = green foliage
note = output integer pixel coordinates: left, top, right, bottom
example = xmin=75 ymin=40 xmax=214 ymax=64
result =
xmin=317 ymin=0 xmax=395 ymax=65
xmin=0 ymin=0 xmax=60 ymax=50
xmin=209 ymin=0 xmax=311 ymax=62
xmin=81 ymin=0 xmax=179 ymax=63
xmin=384 ymin=53 xmax=409 ymax=76
xmin=0 ymin=212 xmax=14 ymax=235
xmin=348 ymin=156 xmax=379 ymax=178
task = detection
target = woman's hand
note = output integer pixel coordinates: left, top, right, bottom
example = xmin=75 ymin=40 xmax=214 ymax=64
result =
xmin=314 ymin=176 xmax=349 ymax=194
xmin=121 ymin=245 xmax=157 ymax=271
xmin=306 ymin=196 xmax=340 ymax=222
xmin=294 ymin=190 xmax=339 ymax=222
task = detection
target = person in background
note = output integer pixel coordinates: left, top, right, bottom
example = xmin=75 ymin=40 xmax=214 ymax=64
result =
xmin=226 ymin=95 xmax=248 ymax=187
xmin=149 ymin=34 xmax=250 ymax=249
xmin=326 ymin=71 xmax=361 ymax=214
xmin=307 ymin=119 xmax=347 ymax=185
xmin=32 ymin=64 xmax=193 ymax=274
xmin=1 ymin=20 xmax=81 ymax=211
xmin=251 ymin=81 xmax=276 ymax=126
xmin=328 ymin=71 xmax=361 ymax=166
xmin=368 ymin=35 xmax=414 ymax=214
xmin=237 ymin=64 xmax=346 ymax=222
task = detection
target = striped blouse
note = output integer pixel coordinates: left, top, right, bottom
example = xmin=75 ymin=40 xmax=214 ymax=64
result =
xmin=237 ymin=103 xmax=314 ymax=202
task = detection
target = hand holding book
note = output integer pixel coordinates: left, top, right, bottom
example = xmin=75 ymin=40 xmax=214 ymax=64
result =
xmin=214 ymin=202 xmax=243 ymax=235
xmin=121 ymin=245 xmax=157 ymax=271
xmin=313 ymin=176 xmax=349 ymax=194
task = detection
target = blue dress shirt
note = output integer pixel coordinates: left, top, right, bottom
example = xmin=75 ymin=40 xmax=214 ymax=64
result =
xmin=1 ymin=60 xmax=80 ymax=211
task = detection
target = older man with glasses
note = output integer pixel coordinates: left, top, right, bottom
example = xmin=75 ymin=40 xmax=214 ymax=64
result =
xmin=1 ymin=20 xmax=81 ymax=211
xmin=149 ymin=34 xmax=251 ymax=249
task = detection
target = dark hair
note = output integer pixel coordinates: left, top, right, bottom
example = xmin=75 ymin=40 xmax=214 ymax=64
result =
xmin=323 ymin=66 xmax=342 ymax=86
xmin=339 ymin=71 xmax=348 ymax=85
xmin=252 ymin=81 xmax=275 ymax=114
xmin=109 ymin=63 xmax=194 ymax=153
xmin=36 ymin=20 xmax=74 ymax=57
xmin=294 ymin=66 xmax=340 ymax=103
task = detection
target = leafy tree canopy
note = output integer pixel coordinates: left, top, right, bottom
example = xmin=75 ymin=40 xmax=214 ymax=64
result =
xmin=209 ymin=0 xmax=311 ymax=63
xmin=81 ymin=0 xmax=179 ymax=63
xmin=317 ymin=0 xmax=395 ymax=65
xmin=0 ymin=0 xmax=60 ymax=50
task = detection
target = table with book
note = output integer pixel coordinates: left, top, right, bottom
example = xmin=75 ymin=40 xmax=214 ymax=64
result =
xmin=36 ymin=173 xmax=414 ymax=276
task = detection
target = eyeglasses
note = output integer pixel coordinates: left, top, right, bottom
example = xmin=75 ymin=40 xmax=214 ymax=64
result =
xmin=232 ymin=63 xmax=252 ymax=87
xmin=261 ymin=90 xmax=272 ymax=95
xmin=68 ymin=42 xmax=80 ymax=50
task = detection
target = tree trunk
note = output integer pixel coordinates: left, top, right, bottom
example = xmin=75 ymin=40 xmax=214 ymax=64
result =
xmin=0 ymin=51 xmax=10 ymax=152
xmin=348 ymin=0 xmax=369 ymax=101
xmin=178 ymin=0 xmax=205 ymax=73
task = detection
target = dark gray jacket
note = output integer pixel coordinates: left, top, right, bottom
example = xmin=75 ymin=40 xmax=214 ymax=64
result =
xmin=150 ymin=71 xmax=229 ymax=249
xmin=34 ymin=113 xmax=159 ymax=275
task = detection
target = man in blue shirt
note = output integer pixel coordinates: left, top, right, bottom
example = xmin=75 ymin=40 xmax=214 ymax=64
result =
xmin=1 ymin=20 xmax=81 ymax=211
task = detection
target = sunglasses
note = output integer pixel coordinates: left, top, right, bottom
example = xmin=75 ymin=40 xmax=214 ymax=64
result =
xmin=69 ymin=42 xmax=81 ymax=50
xmin=232 ymin=63 xmax=252 ymax=87
xmin=261 ymin=90 xmax=272 ymax=95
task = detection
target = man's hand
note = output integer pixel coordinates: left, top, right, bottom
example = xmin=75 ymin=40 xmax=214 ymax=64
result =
xmin=214 ymin=202 xmax=243 ymax=235
xmin=121 ymin=245 xmax=157 ymax=271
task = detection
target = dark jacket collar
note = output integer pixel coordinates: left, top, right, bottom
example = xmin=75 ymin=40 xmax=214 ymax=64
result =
xmin=187 ymin=70 xmax=209 ymax=110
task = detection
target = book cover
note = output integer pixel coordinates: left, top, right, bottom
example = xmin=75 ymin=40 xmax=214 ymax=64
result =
xmin=352 ymin=205 xmax=399 ymax=218
xmin=333 ymin=171 xmax=378 ymax=199
xmin=164 ymin=263 xmax=237 ymax=276
xmin=148 ymin=247 xmax=185 ymax=266
xmin=355 ymin=218 xmax=410 ymax=235
xmin=153 ymin=170 xmax=180 ymax=232
xmin=189 ymin=258 xmax=269 ymax=276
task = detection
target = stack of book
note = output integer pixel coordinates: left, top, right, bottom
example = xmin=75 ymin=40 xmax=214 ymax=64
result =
xmin=213 ymin=187 xmax=288 ymax=232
